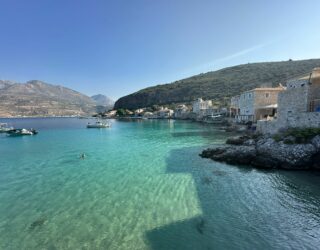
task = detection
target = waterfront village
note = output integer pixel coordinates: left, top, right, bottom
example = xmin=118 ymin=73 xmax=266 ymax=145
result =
xmin=101 ymin=67 xmax=320 ymax=135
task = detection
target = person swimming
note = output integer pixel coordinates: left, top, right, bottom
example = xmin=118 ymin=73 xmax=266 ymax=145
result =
xmin=80 ymin=153 xmax=86 ymax=159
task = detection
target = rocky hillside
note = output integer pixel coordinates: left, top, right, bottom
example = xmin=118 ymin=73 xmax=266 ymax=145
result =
xmin=0 ymin=80 xmax=96 ymax=117
xmin=91 ymin=94 xmax=114 ymax=109
xmin=115 ymin=59 xmax=320 ymax=109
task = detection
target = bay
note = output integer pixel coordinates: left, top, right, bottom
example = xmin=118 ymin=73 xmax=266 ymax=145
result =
xmin=0 ymin=118 xmax=319 ymax=249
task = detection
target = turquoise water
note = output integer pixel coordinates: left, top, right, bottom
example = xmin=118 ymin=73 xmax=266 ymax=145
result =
xmin=0 ymin=118 xmax=320 ymax=250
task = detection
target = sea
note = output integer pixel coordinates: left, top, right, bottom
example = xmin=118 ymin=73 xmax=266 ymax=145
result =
xmin=0 ymin=118 xmax=319 ymax=250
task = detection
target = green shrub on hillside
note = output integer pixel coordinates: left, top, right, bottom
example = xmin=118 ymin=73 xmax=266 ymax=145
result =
xmin=114 ymin=59 xmax=320 ymax=109
xmin=273 ymin=128 xmax=320 ymax=144
xmin=284 ymin=128 xmax=320 ymax=143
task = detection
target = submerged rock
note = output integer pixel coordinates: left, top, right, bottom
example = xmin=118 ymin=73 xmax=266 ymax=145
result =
xmin=212 ymin=169 xmax=228 ymax=176
xmin=29 ymin=217 xmax=47 ymax=230
xmin=200 ymin=135 xmax=320 ymax=170
xmin=201 ymin=176 xmax=213 ymax=185
xmin=196 ymin=218 xmax=206 ymax=234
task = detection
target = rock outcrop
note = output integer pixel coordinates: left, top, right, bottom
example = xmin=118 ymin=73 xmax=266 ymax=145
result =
xmin=200 ymin=135 xmax=320 ymax=170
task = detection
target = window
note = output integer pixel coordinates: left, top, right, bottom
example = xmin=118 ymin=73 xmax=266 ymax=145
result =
xmin=266 ymin=93 xmax=269 ymax=98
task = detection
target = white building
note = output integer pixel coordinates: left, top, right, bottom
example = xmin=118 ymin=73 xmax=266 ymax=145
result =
xmin=192 ymin=98 xmax=212 ymax=118
xmin=192 ymin=98 xmax=213 ymax=114
xmin=174 ymin=105 xmax=190 ymax=119
xmin=134 ymin=108 xmax=145 ymax=116
xmin=235 ymin=87 xmax=284 ymax=123
xmin=157 ymin=107 xmax=174 ymax=119
xmin=106 ymin=110 xmax=117 ymax=117
xmin=143 ymin=112 xmax=154 ymax=118
xmin=134 ymin=108 xmax=145 ymax=115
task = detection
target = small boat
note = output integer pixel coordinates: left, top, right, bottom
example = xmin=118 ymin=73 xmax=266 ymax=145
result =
xmin=7 ymin=128 xmax=38 ymax=136
xmin=0 ymin=123 xmax=14 ymax=133
xmin=203 ymin=114 xmax=225 ymax=124
xmin=86 ymin=121 xmax=111 ymax=128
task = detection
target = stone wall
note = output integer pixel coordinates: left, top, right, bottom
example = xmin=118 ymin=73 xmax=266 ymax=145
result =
xmin=277 ymin=80 xmax=309 ymax=120
xmin=286 ymin=79 xmax=309 ymax=89
xmin=257 ymin=112 xmax=320 ymax=134
xmin=254 ymin=89 xmax=281 ymax=109
xmin=257 ymin=119 xmax=279 ymax=134
xmin=257 ymin=69 xmax=320 ymax=134
xmin=308 ymin=81 xmax=320 ymax=111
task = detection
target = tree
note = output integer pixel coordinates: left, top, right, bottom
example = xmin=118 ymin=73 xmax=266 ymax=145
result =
xmin=116 ymin=109 xmax=127 ymax=116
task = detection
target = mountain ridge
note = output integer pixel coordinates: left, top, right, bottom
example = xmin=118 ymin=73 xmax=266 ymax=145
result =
xmin=114 ymin=59 xmax=320 ymax=109
xmin=0 ymin=80 xmax=97 ymax=117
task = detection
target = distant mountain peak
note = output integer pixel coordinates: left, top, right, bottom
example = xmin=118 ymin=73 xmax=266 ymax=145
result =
xmin=91 ymin=94 xmax=114 ymax=108
xmin=0 ymin=80 xmax=97 ymax=117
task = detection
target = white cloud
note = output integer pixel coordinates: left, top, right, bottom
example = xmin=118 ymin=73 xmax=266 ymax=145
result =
xmin=177 ymin=41 xmax=274 ymax=80
xmin=212 ymin=42 xmax=271 ymax=64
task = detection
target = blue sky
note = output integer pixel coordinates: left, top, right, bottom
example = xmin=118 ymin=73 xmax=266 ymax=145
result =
xmin=0 ymin=0 xmax=320 ymax=100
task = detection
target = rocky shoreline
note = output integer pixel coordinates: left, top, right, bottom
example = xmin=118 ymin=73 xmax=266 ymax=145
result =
xmin=200 ymin=134 xmax=320 ymax=170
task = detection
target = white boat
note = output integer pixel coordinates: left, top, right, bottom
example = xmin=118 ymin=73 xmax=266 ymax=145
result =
xmin=0 ymin=123 xmax=14 ymax=133
xmin=7 ymin=128 xmax=38 ymax=136
xmin=203 ymin=114 xmax=225 ymax=124
xmin=86 ymin=121 xmax=111 ymax=128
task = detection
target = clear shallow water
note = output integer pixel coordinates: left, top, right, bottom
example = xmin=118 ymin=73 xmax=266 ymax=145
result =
xmin=0 ymin=118 xmax=319 ymax=250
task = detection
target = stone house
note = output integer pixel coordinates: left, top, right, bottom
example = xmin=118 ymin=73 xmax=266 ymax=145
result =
xmin=230 ymin=95 xmax=240 ymax=117
xmin=235 ymin=86 xmax=285 ymax=123
xmin=257 ymin=68 xmax=320 ymax=134
xmin=143 ymin=111 xmax=154 ymax=118
xmin=192 ymin=98 xmax=213 ymax=119
xmin=174 ymin=105 xmax=190 ymax=119
xmin=192 ymin=98 xmax=212 ymax=113
xmin=134 ymin=108 xmax=145 ymax=115
xmin=106 ymin=110 xmax=117 ymax=117
xmin=157 ymin=107 xmax=174 ymax=119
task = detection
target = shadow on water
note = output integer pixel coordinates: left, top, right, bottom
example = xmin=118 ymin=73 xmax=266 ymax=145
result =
xmin=145 ymin=146 xmax=320 ymax=250
xmin=171 ymin=131 xmax=224 ymax=138
xmin=144 ymin=146 xmax=250 ymax=250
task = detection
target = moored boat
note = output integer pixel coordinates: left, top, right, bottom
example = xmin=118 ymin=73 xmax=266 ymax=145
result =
xmin=86 ymin=121 xmax=111 ymax=128
xmin=7 ymin=128 xmax=38 ymax=136
xmin=203 ymin=114 xmax=225 ymax=124
xmin=0 ymin=123 xmax=14 ymax=133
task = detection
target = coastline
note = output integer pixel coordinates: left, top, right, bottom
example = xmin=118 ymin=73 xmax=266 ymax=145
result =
xmin=200 ymin=133 xmax=320 ymax=170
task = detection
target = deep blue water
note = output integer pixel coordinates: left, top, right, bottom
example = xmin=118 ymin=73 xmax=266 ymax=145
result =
xmin=0 ymin=118 xmax=319 ymax=249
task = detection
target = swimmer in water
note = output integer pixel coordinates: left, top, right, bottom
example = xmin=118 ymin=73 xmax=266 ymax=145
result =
xmin=80 ymin=153 xmax=86 ymax=159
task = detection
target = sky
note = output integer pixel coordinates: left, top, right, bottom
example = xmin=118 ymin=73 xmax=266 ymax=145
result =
xmin=0 ymin=0 xmax=320 ymax=100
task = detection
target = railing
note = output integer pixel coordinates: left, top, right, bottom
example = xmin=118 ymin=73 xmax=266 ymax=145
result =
xmin=309 ymin=99 xmax=320 ymax=112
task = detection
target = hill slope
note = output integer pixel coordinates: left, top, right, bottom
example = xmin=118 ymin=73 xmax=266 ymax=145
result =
xmin=114 ymin=59 xmax=320 ymax=109
xmin=0 ymin=80 xmax=96 ymax=117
